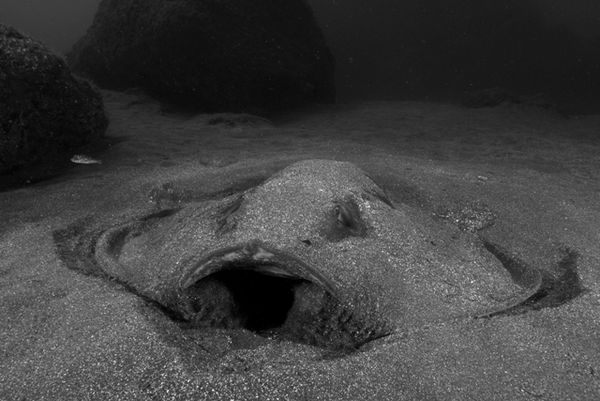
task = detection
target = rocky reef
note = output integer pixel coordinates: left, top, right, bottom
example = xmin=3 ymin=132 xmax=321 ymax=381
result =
xmin=68 ymin=0 xmax=335 ymax=112
xmin=0 ymin=25 xmax=107 ymax=184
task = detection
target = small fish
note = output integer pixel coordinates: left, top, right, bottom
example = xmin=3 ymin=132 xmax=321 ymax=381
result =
xmin=70 ymin=154 xmax=102 ymax=165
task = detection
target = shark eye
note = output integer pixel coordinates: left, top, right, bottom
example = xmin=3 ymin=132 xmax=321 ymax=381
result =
xmin=216 ymin=194 xmax=245 ymax=234
xmin=335 ymin=204 xmax=354 ymax=229
xmin=324 ymin=200 xmax=367 ymax=241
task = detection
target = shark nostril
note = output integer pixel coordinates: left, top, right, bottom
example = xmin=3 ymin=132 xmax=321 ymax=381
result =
xmin=300 ymin=239 xmax=312 ymax=246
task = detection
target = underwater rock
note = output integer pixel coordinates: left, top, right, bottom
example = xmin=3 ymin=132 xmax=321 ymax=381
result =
xmin=67 ymin=0 xmax=335 ymax=112
xmin=0 ymin=25 xmax=107 ymax=182
xmin=55 ymin=160 xmax=541 ymax=351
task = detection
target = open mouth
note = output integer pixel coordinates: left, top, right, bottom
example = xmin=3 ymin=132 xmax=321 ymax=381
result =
xmin=177 ymin=242 xmax=387 ymax=350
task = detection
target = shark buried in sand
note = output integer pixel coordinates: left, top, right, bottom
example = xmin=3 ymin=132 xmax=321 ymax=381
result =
xmin=55 ymin=160 xmax=551 ymax=350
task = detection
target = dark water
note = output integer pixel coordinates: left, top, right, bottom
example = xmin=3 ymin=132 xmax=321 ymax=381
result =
xmin=2 ymin=0 xmax=600 ymax=111
xmin=309 ymin=0 xmax=600 ymax=110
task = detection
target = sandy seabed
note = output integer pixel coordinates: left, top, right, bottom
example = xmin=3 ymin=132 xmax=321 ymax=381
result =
xmin=1 ymin=91 xmax=600 ymax=400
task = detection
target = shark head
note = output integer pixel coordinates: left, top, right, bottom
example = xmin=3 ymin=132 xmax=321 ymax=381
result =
xmin=59 ymin=160 xmax=529 ymax=350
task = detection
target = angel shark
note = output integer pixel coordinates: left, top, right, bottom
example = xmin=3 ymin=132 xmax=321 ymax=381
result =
xmin=55 ymin=160 xmax=542 ymax=350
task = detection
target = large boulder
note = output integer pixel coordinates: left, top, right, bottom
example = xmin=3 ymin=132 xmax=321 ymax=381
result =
xmin=68 ymin=0 xmax=336 ymax=112
xmin=0 ymin=25 xmax=107 ymax=182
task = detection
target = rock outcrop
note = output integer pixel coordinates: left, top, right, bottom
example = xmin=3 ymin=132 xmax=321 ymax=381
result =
xmin=0 ymin=25 xmax=107 ymax=182
xmin=68 ymin=0 xmax=335 ymax=112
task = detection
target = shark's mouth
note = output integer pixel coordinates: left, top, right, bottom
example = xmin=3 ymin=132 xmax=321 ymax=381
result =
xmin=177 ymin=242 xmax=386 ymax=350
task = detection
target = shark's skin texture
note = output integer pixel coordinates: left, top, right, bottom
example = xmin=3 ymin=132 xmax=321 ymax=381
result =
xmin=56 ymin=160 xmax=533 ymax=348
